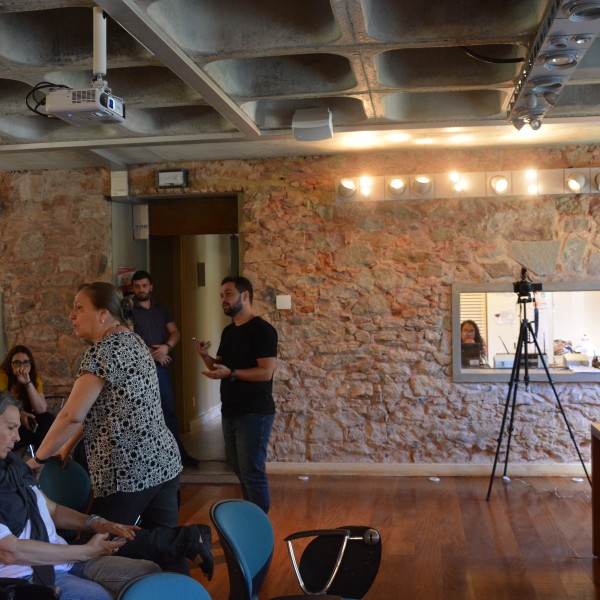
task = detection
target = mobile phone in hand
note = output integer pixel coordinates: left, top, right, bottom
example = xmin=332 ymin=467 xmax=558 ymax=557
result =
xmin=27 ymin=416 xmax=38 ymax=433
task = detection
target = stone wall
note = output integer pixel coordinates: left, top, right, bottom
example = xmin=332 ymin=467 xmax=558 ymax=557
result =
xmin=1 ymin=145 xmax=599 ymax=466
xmin=0 ymin=168 xmax=111 ymax=394
xmin=129 ymin=146 xmax=600 ymax=466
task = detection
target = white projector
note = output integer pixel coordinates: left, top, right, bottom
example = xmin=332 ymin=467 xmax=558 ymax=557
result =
xmin=46 ymin=87 xmax=125 ymax=125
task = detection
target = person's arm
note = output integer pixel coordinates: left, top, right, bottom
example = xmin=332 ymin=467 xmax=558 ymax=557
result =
xmin=194 ymin=339 xmax=220 ymax=370
xmin=27 ymin=373 xmax=104 ymax=465
xmin=55 ymin=425 xmax=84 ymax=464
xmin=14 ymin=369 xmax=47 ymax=414
xmin=44 ymin=494 xmax=137 ymax=541
xmin=0 ymin=530 xmax=127 ymax=566
xmin=202 ymin=357 xmax=276 ymax=382
xmin=23 ymin=382 xmax=47 ymax=414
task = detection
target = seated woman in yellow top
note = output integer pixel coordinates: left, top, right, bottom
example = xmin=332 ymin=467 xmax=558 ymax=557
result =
xmin=0 ymin=344 xmax=54 ymax=451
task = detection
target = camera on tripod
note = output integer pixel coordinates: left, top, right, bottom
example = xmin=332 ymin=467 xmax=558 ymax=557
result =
xmin=513 ymin=268 xmax=542 ymax=300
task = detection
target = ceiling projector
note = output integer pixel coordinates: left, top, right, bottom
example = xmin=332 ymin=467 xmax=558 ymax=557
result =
xmin=45 ymin=86 xmax=125 ymax=125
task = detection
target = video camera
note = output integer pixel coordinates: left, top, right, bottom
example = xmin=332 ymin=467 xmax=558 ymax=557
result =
xmin=513 ymin=267 xmax=542 ymax=300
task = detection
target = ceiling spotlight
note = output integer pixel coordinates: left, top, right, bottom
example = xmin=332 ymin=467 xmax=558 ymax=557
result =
xmin=541 ymin=50 xmax=581 ymax=70
xmin=594 ymin=172 xmax=600 ymax=191
xmin=574 ymin=34 xmax=593 ymax=44
xmin=529 ymin=117 xmax=542 ymax=130
xmin=490 ymin=175 xmax=510 ymax=195
xmin=564 ymin=1 xmax=600 ymax=21
xmin=413 ymin=175 xmax=432 ymax=196
xmin=549 ymin=35 xmax=569 ymax=48
xmin=386 ymin=177 xmax=406 ymax=197
xmin=565 ymin=172 xmax=586 ymax=192
xmin=527 ymin=76 xmax=565 ymax=93
xmin=338 ymin=178 xmax=357 ymax=199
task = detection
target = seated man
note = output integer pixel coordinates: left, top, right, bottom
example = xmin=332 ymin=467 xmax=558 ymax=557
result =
xmin=0 ymin=392 xmax=213 ymax=600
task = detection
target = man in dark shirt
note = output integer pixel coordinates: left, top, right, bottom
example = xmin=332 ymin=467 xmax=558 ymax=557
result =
xmin=131 ymin=270 xmax=199 ymax=468
xmin=194 ymin=276 xmax=277 ymax=513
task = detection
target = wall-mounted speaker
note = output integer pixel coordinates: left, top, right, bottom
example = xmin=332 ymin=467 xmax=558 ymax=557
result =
xmin=292 ymin=108 xmax=333 ymax=141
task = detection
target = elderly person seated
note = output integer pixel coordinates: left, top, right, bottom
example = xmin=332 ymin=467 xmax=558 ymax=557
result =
xmin=0 ymin=392 xmax=213 ymax=600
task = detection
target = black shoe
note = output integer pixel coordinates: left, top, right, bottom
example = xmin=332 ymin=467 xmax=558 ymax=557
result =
xmin=195 ymin=524 xmax=214 ymax=581
xmin=180 ymin=448 xmax=200 ymax=468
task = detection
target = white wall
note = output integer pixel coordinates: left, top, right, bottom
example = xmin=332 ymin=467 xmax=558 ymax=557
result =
xmin=180 ymin=235 xmax=232 ymax=427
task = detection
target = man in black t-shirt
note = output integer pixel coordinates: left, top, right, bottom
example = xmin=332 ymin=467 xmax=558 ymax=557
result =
xmin=194 ymin=276 xmax=277 ymax=513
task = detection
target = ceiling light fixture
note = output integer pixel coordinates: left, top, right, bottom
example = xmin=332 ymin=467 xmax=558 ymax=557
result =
xmin=541 ymin=50 xmax=581 ymax=69
xmin=507 ymin=0 xmax=600 ymax=131
xmin=564 ymin=1 xmax=600 ymax=21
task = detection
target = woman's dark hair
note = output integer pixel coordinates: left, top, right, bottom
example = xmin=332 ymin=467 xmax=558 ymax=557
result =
xmin=222 ymin=275 xmax=254 ymax=304
xmin=0 ymin=345 xmax=39 ymax=403
xmin=461 ymin=320 xmax=485 ymax=346
xmin=0 ymin=392 xmax=21 ymax=415
xmin=78 ymin=281 xmax=128 ymax=324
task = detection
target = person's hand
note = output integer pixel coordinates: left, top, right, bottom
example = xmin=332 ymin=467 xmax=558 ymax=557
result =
xmin=14 ymin=365 xmax=31 ymax=386
xmin=149 ymin=344 xmax=171 ymax=362
xmin=87 ymin=516 xmax=139 ymax=542
xmin=20 ymin=410 xmax=35 ymax=430
xmin=194 ymin=339 xmax=211 ymax=358
xmin=26 ymin=457 xmax=44 ymax=479
xmin=85 ymin=532 xmax=127 ymax=557
xmin=202 ymin=364 xmax=231 ymax=380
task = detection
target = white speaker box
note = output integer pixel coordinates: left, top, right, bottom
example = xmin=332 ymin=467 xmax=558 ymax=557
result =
xmin=292 ymin=108 xmax=333 ymax=141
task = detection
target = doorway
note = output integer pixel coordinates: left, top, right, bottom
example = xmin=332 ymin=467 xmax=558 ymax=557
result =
xmin=147 ymin=195 xmax=240 ymax=463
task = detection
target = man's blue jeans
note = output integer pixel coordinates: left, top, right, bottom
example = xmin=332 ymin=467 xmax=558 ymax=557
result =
xmin=222 ymin=413 xmax=275 ymax=513
xmin=25 ymin=556 xmax=160 ymax=600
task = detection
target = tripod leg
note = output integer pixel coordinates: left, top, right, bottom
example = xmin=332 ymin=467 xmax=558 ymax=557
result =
xmin=526 ymin=322 xmax=591 ymax=485
xmin=486 ymin=320 xmax=527 ymax=500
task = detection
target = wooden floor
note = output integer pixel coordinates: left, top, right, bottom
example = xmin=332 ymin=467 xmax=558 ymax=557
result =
xmin=178 ymin=475 xmax=598 ymax=600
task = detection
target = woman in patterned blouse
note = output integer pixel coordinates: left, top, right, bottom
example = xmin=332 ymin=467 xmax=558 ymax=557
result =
xmin=27 ymin=282 xmax=212 ymax=578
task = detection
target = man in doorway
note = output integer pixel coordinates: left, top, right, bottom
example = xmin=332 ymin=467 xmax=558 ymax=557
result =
xmin=194 ymin=276 xmax=278 ymax=513
xmin=131 ymin=270 xmax=199 ymax=468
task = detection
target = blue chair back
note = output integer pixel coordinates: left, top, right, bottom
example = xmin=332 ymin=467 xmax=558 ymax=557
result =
xmin=38 ymin=457 xmax=91 ymax=513
xmin=116 ymin=573 xmax=211 ymax=600
xmin=210 ymin=499 xmax=274 ymax=600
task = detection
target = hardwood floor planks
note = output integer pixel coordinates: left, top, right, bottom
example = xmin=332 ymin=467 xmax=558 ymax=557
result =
xmin=177 ymin=475 xmax=599 ymax=600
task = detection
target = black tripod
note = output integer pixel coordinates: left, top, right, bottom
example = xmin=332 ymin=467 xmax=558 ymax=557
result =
xmin=486 ymin=297 xmax=591 ymax=500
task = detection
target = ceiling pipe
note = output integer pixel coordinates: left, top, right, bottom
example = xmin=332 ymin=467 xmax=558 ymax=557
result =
xmin=93 ymin=7 xmax=107 ymax=83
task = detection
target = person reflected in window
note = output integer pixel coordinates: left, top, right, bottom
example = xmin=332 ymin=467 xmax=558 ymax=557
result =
xmin=0 ymin=345 xmax=54 ymax=451
xmin=461 ymin=320 xmax=488 ymax=367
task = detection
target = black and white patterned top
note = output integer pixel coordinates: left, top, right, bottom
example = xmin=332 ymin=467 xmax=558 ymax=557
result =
xmin=78 ymin=330 xmax=182 ymax=498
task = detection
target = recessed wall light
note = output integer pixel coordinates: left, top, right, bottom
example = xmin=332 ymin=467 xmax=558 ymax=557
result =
xmin=490 ymin=175 xmax=510 ymax=195
xmin=386 ymin=177 xmax=407 ymax=197
xmin=413 ymin=175 xmax=433 ymax=196
xmin=566 ymin=172 xmax=587 ymax=192
xmin=338 ymin=178 xmax=357 ymax=199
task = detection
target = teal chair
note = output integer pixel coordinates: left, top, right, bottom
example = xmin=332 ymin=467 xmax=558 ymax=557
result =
xmin=116 ymin=573 xmax=211 ymax=600
xmin=210 ymin=499 xmax=274 ymax=600
xmin=38 ymin=456 xmax=91 ymax=513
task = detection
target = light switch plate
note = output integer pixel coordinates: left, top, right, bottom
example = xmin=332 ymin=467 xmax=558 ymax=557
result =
xmin=276 ymin=295 xmax=292 ymax=310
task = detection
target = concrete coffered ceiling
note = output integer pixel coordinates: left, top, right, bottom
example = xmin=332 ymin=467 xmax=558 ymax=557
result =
xmin=2 ymin=0 xmax=600 ymax=171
